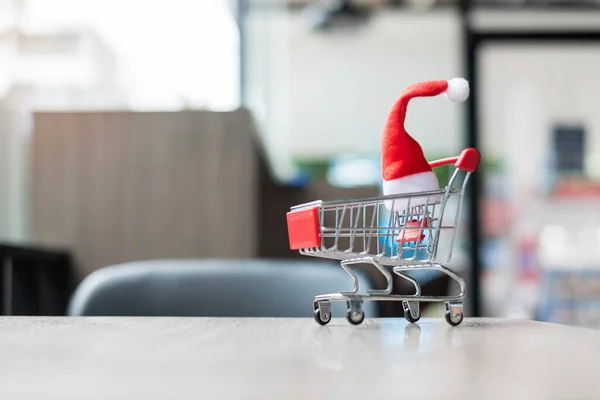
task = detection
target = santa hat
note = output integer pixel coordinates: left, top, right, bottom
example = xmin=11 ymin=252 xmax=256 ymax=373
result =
xmin=381 ymin=78 xmax=469 ymax=201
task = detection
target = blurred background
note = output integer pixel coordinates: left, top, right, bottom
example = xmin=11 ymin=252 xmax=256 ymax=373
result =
xmin=2 ymin=0 xmax=600 ymax=327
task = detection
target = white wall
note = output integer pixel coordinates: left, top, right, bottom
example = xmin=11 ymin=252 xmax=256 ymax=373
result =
xmin=245 ymin=8 xmax=465 ymax=180
xmin=287 ymin=10 xmax=465 ymax=159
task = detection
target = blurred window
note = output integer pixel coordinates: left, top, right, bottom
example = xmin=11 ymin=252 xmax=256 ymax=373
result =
xmin=0 ymin=0 xmax=240 ymax=111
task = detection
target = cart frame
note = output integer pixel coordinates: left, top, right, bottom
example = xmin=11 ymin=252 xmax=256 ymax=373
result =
xmin=287 ymin=148 xmax=480 ymax=326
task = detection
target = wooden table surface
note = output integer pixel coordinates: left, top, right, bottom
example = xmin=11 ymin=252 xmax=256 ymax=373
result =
xmin=0 ymin=317 xmax=599 ymax=399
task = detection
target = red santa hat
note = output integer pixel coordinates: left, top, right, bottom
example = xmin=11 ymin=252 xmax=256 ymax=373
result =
xmin=381 ymin=78 xmax=469 ymax=200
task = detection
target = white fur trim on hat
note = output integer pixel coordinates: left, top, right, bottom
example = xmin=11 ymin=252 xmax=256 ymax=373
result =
xmin=382 ymin=171 xmax=441 ymax=212
xmin=444 ymin=78 xmax=469 ymax=102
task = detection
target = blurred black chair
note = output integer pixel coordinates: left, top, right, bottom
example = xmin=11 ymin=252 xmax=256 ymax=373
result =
xmin=67 ymin=258 xmax=380 ymax=318
xmin=0 ymin=244 xmax=74 ymax=316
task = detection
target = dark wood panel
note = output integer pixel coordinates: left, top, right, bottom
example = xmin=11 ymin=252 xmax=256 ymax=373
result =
xmin=30 ymin=110 xmax=259 ymax=280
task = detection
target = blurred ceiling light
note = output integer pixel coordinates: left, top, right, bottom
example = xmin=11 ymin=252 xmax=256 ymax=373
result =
xmin=303 ymin=0 xmax=371 ymax=31
xmin=402 ymin=0 xmax=438 ymax=10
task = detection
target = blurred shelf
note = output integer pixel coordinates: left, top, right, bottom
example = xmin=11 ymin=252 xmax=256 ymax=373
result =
xmin=470 ymin=1 xmax=600 ymax=11
xmin=468 ymin=8 xmax=600 ymax=32
xmin=281 ymin=0 xmax=600 ymax=11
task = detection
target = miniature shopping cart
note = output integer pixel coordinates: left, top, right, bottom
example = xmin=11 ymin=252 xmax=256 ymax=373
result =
xmin=286 ymin=148 xmax=480 ymax=327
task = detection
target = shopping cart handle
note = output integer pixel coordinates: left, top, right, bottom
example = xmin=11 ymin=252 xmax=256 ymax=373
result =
xmin=429 ymin=148 xmax=480 ymax=173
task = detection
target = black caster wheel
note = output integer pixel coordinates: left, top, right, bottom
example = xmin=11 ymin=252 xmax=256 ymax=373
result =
xmin=445 ymin=309 xmax=464 ymax=326
xmin=404 ymin=307 xmax=421 ymax=323
xmin=314 ymin=308 xmax=331 ymax=326
xmin=346 ymin=308 xmax=365 ymax=325
xmin=403 ymin=301 xmax=421 ymax=323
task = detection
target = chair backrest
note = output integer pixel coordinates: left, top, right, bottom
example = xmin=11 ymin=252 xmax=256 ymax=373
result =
xmin=67 ymin=258 xmax=379 ymax=318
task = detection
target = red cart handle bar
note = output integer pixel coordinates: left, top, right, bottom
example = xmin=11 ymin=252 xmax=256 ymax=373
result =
xmin=428 ymin=148 xmax=480 ymax=173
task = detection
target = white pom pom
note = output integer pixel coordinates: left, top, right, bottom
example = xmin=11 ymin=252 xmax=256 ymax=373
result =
xmin=444 ymin=78 xmax=469 ymax=102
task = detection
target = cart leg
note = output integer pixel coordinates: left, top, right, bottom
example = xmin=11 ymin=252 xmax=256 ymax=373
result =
xmin=392 ymin=267 xmax=421 ymax=321
xmin=393 ymin=264 xmax=465 ymax=299
xmin=339 ymin=260 xmax=360 ymax=296
xmin=436 ymin=264 xmax=466 ymax=299
xmin=365 ymin=258 xmax=393 ymax=295
xmin=391 ymin=267 xmax=422 ymax=296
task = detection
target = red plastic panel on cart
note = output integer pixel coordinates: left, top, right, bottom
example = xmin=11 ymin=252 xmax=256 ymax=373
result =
xmin=396 ymin=218 xmax=428 ymax=243
xmin=287 ymin=207 xmax=321 ymax=250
